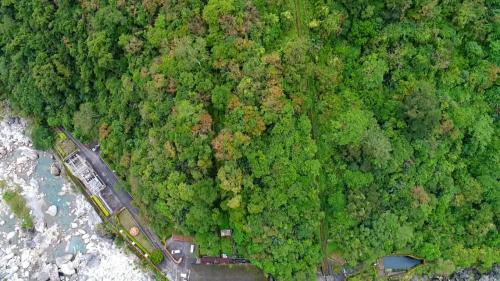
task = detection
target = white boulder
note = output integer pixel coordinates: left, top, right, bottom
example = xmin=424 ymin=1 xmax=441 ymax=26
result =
xmin=6 ymin=231 xmax=16 ymax=241
xmin=34 ymin=220 xmax=46 ymax=233
xmin=7 ymin=265 xmax=19 ymax=275
xmin=46 ymin=205 xmax=57 ymax=217
xmin=59 ymin=262 xmax=75 ymax=276
xmin=55 ymin=254 xmax=73 ymax=267
xmin=35 ymin=270 xmax=50 ymax=281
xmin=0 ymin=146 xmax=6 ymax=157
xmin=2 ymin=253 xmax=15 ymax=263
xmin=85 ymin=255 xmax=100 ymax=268
xmin=48 ymin=264 xmax=60 ymax=281
xmin=50 ymin=164 xmax=61 ymax=176
xmin=23 ymin=149 xmax=38 ymax=160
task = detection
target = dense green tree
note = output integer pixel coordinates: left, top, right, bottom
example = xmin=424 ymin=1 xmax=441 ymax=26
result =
xmin=0 ymin=0 xmax=498 ymax=280
xmin=401 ymin=82 xmax=441 ymax=139
xmin=31 ymin=124 xmax=54 ymax=150
xmin=73 ymin=102 xmax=98 ymax=140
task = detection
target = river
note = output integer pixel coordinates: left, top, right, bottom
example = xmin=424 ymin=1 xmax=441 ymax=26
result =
xmin=0 ymin=106 xmax=153 ymax=280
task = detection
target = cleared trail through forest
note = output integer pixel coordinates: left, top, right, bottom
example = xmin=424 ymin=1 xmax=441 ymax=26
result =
xmin=293 ymin=0 xmax=303 ymax=35
xmin=290 ymin=0 xmax=331 ymax=275
xmin=309 ymin=95 xmax=330 ymax=276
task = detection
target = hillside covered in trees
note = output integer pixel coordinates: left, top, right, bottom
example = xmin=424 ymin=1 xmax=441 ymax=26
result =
xmin=0 ymin=0 xmax=498 ymax=280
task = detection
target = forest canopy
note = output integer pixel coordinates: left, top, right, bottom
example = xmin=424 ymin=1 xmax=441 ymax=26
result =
xmin=0 ymin=0 xmax=498 ymax=280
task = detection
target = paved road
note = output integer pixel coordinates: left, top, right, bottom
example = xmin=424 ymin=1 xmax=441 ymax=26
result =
xmin=63 ymin=130 xmax=176 ymax=275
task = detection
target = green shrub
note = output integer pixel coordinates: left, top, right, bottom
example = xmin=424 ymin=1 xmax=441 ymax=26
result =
xmin=150 ymin=249 xmax=164 ymax=265
xmin=114 ymin=235 xmax=124 ymax=247
xmin=95 ymin=222 xmax=116 ymax=239
xmin=221 ymin=238 xmax=233 ymax=254
xmin=31 ymin=124 xmax=54 ymax=150
xmin=2 ymin=190 xmax=33 ymax=229
xmin=155 ymin=272 xmax=168 ymax=281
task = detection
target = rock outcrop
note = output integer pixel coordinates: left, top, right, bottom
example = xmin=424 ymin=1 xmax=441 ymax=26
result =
xmin=411 ymin=265 xmax=500 ymax=281
xmin=50 ymin=163 xmax=61 ymax=176
xmin=55 ymin=254 xmax=73 ymax=267
xmin=46 ymin=205 xmax=57 ymax=217
xmin=59 ymin=262 xmax=76 ymax=276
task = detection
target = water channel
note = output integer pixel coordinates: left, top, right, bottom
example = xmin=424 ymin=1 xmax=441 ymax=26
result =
xmin=383 ymin=256 xmax=422 ymax=271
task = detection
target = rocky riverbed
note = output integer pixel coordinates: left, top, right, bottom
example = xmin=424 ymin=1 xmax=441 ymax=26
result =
xmin=412 ymin=266 xmax=500 ymax=281
xmin=0 ymin=109 xmax=153 ymax=280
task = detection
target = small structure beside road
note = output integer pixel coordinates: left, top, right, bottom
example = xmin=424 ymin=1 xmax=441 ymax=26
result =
xmin=220 ymin=229 xmax=232 ymax=237
xmin=64 ymin=152 xmax=117 ymax=216
xmin=171 ymin=235 xmax=194 ymax=243
xmin=56 ymin=132 xmax=120 ymax=217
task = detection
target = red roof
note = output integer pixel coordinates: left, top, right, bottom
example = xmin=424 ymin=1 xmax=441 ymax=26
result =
xmin=171 ymin=235 xmax=193 ymax=242
xmin=199 ymin=257 xmax=249 ymax=265
xmin=200 ymin=257 xmax=232 ymax=264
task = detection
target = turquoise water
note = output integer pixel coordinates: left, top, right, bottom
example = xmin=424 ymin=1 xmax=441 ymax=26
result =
xmin=34 ymin=154 xmax=86 ymax=256
xmin=67 ymin=236 xmax=86 ymax=253
xmin=35 ymin=155 xmax=75 ymax=227
xmin=0 ymin=213 xmax=16 ymax=233
xmin=383 ymin=256 xmax=422 ymax=271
